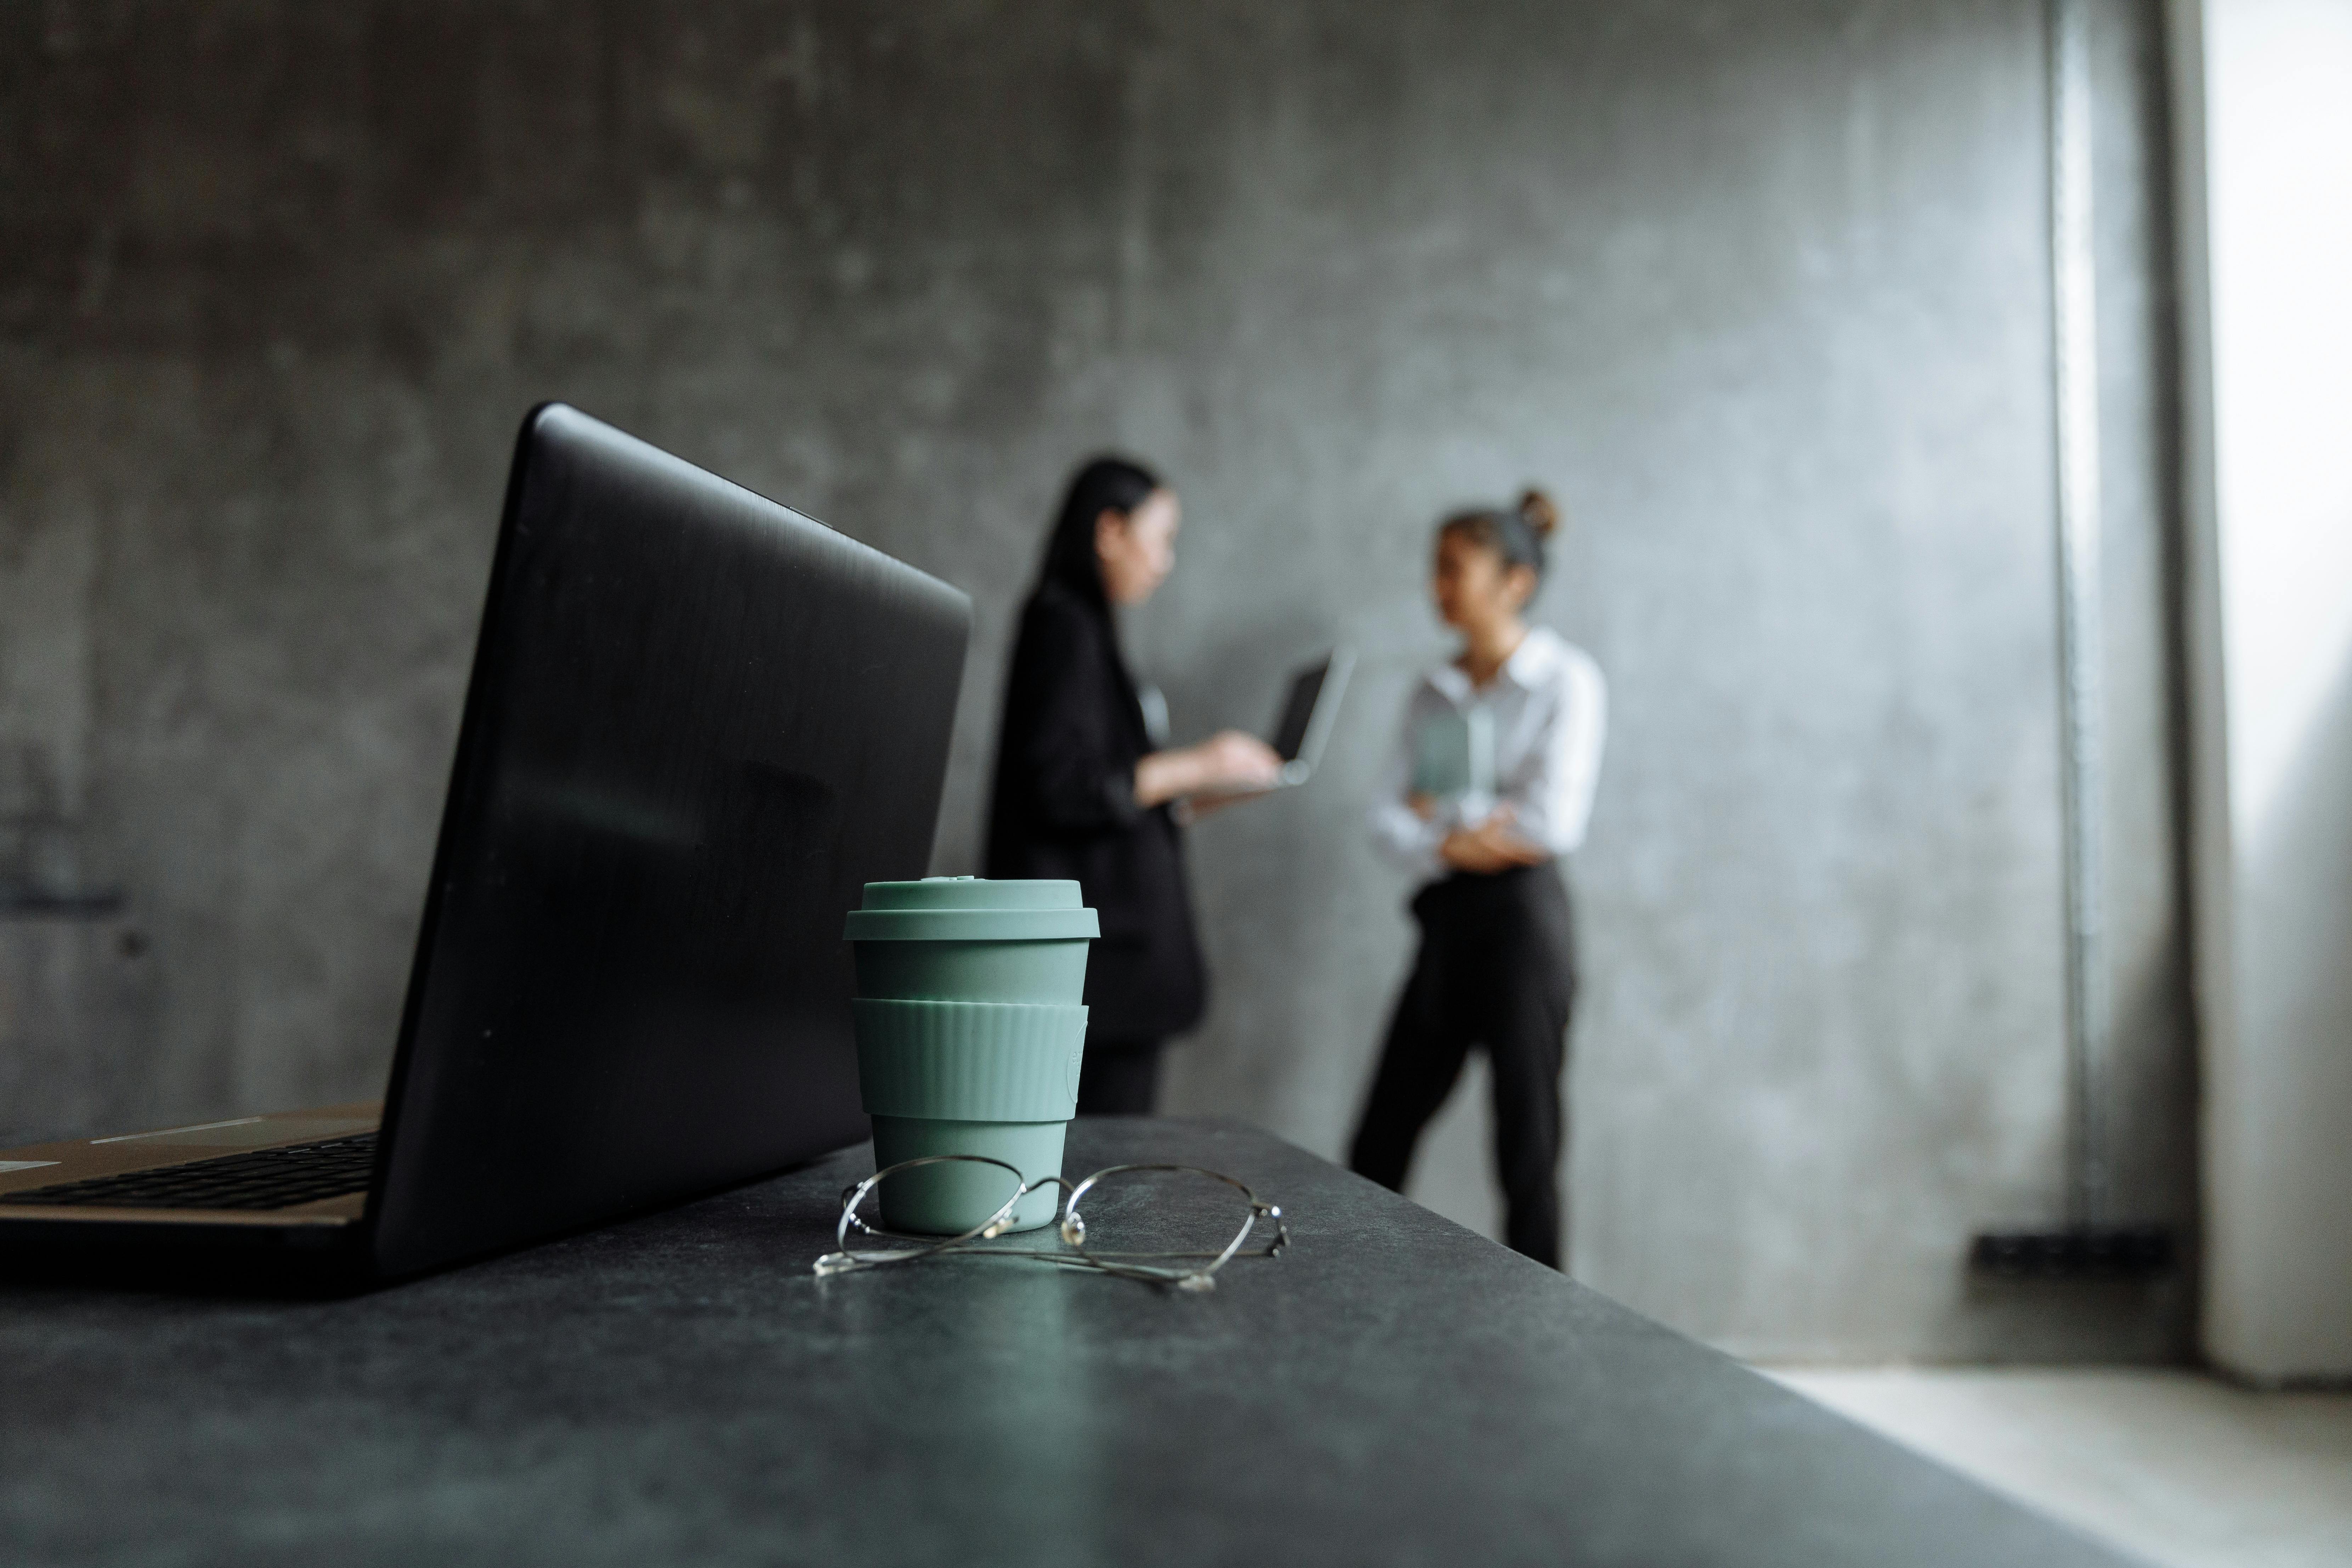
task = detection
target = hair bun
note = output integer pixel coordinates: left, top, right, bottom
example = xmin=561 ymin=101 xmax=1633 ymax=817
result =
xmin=1516 ymin=487 xmax=1560 ymax=539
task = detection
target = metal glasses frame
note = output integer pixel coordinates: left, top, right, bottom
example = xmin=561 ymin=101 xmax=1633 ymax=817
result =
xmin=814 ymin=1154 xmax=1289 ymax=1292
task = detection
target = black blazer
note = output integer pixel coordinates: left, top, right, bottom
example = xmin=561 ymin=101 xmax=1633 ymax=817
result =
xmin=984 ymin=580 xmax=1206 ymax=1041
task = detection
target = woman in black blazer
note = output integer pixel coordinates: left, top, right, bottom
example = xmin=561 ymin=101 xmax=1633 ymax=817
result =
xmin=985 ymin=458 xmax=1283 ymax=1114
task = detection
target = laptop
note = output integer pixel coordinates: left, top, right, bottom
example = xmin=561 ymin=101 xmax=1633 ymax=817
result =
xmin=1265 ymin=647 xmax=1355 ymax=787
xmin=1184 ymin=647 xmax=1353 ymax=799
xmin=0 ymin=404 xmax=971 ymax=1284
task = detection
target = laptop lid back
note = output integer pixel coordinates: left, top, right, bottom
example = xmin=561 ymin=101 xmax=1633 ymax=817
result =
xmin=1269 ymin=661 xmax=1328 ymax=764
xmin=369 ymin=405 xmax=968 ymax=1278
xmin=1269 ymin=647 xmax=1354 ymax=781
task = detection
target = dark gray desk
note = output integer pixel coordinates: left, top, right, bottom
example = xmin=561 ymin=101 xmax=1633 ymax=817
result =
xmin=2 ymin=1118 xmax=2131 ymax=1567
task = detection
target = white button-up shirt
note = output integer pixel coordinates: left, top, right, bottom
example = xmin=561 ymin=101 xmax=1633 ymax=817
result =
xmin=1367 ymin=627 xmax=1607 ymax=881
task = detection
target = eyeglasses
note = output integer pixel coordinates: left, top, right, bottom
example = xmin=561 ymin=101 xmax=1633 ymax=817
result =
xmin=814 ymin=1155 xmax=1289 ymax=1292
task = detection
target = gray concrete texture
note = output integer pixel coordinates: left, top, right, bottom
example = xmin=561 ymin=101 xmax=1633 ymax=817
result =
xmin=0 ymin=0 xmax=2193 ymax=1359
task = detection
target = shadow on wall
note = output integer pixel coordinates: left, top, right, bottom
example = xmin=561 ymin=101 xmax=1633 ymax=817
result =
xmin=0 ymin=745 xmax=152 ymax=1145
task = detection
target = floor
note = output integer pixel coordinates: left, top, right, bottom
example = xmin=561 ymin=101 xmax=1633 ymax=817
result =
xmin=1767 ymin=1368 xmax=2352 ymax=1568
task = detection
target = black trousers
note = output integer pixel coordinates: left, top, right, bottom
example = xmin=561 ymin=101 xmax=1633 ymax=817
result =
xmin=1076 ymin=1037 xmax=1162 ymax=1116
xmin=1349 ymin=864 xmax=1577 ymax=1267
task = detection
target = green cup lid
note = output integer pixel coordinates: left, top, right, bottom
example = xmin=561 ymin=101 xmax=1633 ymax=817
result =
xmin=844 ymin=877 xmax=1099 ymax=941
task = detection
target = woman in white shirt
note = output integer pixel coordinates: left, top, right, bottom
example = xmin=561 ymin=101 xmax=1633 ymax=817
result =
xmin=1352 ymin=490 xmax=1605 ymax=1268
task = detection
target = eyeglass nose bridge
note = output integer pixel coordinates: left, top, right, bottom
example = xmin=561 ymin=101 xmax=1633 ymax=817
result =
xmin=979 ymin=1172 xmax=1077 ymax=1239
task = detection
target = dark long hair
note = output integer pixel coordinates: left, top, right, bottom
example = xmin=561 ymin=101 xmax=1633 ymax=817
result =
xmin=1038 ymin=455 xmax=1163 ymax=610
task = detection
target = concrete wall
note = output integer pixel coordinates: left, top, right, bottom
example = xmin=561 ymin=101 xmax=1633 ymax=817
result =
xmin=2171 ymin=0 xmax=2352 ymax=1382
xmin=0 ymin=0 xmax=2193 ymax=1359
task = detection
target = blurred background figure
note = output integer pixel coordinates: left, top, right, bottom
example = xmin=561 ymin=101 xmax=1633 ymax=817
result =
xmin=1351 ymin=491 xmax=1605 ymax=1268
xmin=984 ymin=458 xmax=1283 ymax=1114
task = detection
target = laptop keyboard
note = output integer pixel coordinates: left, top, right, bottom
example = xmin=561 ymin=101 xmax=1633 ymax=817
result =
xmin=0 ymin=1133 xmax=378 ymax=1211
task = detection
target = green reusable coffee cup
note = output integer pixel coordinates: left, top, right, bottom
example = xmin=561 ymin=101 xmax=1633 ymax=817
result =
xmin=844 ymin=877 xmax=1098 ymax=1233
